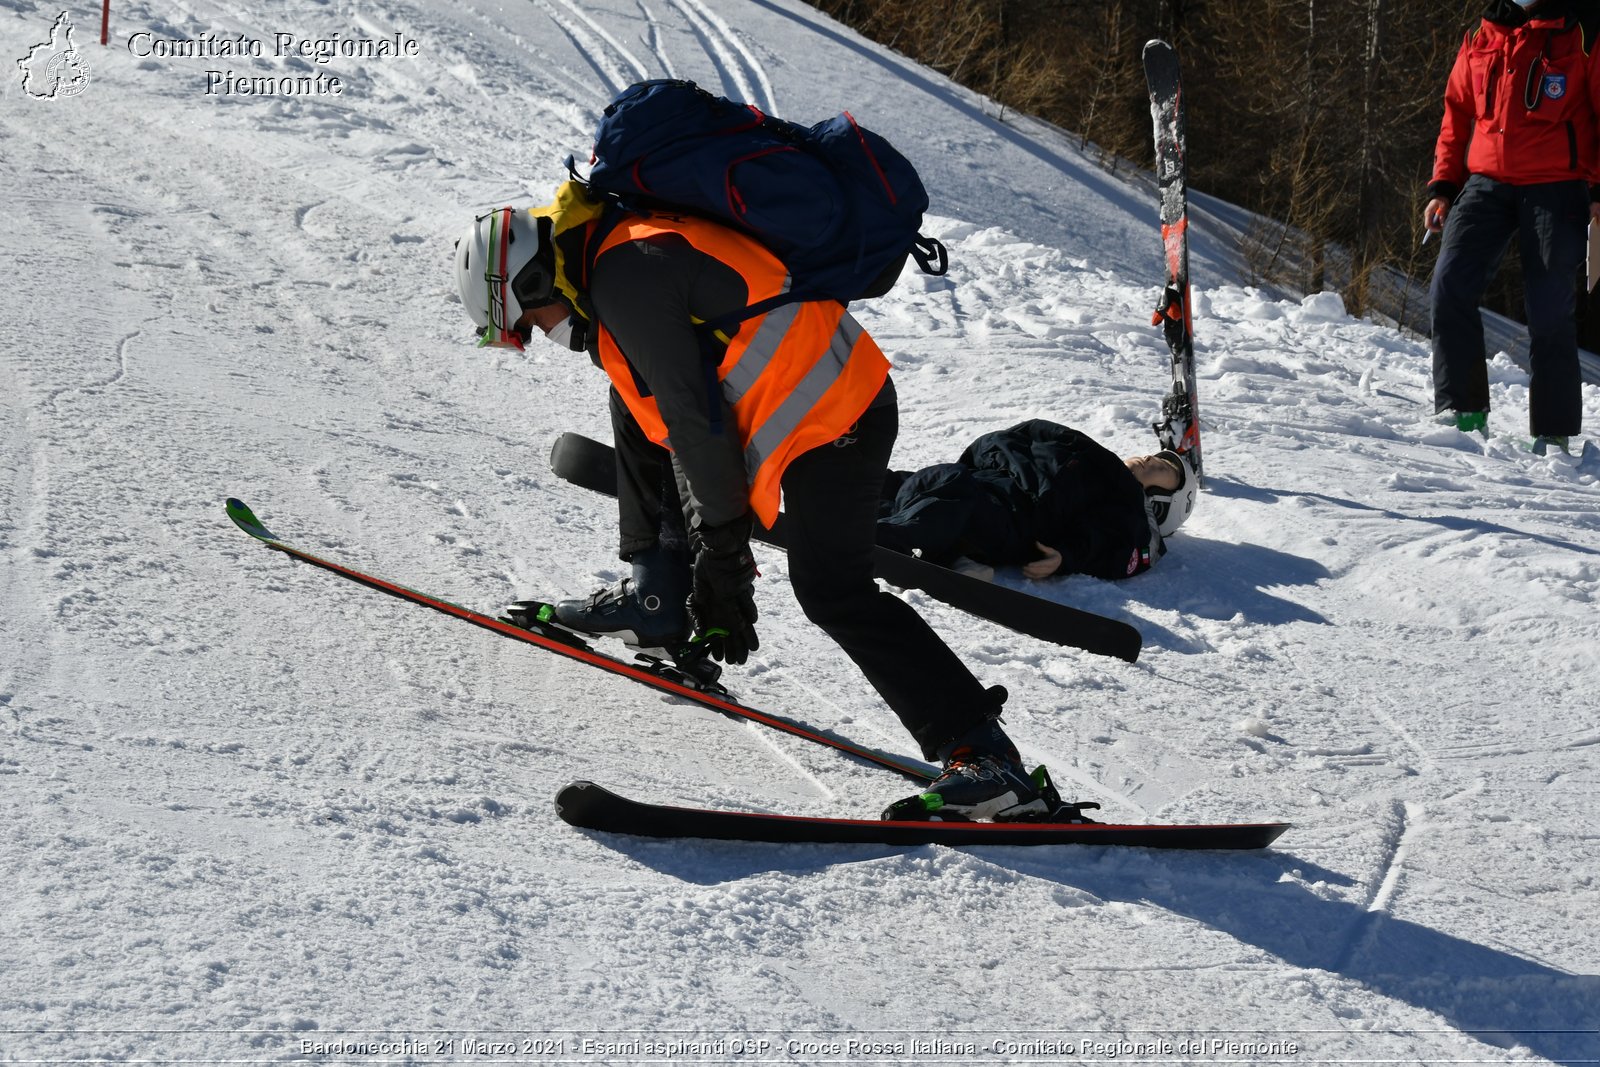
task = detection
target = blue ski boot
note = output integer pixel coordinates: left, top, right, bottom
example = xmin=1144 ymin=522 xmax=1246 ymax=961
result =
xmin=550 ymin=545 xmax=691 ymax=657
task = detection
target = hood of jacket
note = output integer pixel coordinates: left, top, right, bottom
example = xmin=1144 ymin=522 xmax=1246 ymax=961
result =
xmin=527 ymin=179 xmax=608 ymax=330
xmin=1483 ymin=0 xmax=1587 ymax=29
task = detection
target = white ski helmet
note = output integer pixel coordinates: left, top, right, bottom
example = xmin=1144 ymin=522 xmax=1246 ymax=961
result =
xmin=1147 ymin=449 xmax=1198 ymax=538
xmin=454 ymin=206 xmax=556 ymax=348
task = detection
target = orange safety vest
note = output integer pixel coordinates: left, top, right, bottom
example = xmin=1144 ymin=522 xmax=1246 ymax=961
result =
xmin=592 ymin=214 xmax=891 ymax=527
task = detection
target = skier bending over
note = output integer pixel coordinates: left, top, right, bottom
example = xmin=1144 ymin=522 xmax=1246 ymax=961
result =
xmin=454 ymin=187 xmax=1063 ymax=822
xmin=877 ymin=419 xmax=1198 ymax=582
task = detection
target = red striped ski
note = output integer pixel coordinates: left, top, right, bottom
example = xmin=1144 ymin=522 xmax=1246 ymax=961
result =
xmin=224 ymin=499 xmax=934 ymax=782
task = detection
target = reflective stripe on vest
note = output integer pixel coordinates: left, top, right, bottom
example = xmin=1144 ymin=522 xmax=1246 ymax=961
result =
xmin=594 ymin=215 xmax=890 ymax=526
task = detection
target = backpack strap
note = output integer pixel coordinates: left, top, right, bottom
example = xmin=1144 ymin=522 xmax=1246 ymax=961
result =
xmin=696 ymin=290 xmax=821 ymax=337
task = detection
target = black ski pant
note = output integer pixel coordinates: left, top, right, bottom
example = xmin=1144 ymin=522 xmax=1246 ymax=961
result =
xmin=1429 ymin=174 xmax=1586 ymax=437
xmin=612 ymin=388 xmax=688 ymax=559
xmin=608 ymin=385 xmax=997 ymax=761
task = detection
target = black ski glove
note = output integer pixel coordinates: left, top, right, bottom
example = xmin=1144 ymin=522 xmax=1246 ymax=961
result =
xmin=687 ymin=518 xmax=759 ymax=665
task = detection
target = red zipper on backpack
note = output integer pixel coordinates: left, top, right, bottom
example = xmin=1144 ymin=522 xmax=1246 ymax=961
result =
xmin=845 ymin=112 xmax=897 ymax=205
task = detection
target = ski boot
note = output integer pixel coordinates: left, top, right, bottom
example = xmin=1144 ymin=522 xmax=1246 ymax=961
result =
xmin=1532 ymin=434 xmax=1571 ymax=456
xmin=543 ymin=545 xmax=690 ymax=651
xmin=501 ymin=578 xmax=689 ymax=653
xmin=546 ymin=577 xmax=688 ymax=654
xmin=500 ymin=592 xmax=724 ymax=692
xmin=882 ymin=719 xmax=1058 ymax=822
xmin=504 ymin=546 xmax=722 ymax=690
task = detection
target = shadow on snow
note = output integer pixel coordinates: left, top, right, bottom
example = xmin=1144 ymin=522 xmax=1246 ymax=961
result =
xmin=587 ymin=834 xmax=1597 ymax=1064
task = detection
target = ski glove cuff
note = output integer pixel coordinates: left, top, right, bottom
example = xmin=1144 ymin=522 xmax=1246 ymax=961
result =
xmin=688 ymin=521 xmax=759 ymax=665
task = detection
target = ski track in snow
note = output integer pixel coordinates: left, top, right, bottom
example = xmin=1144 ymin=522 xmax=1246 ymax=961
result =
xmin=637 ymin=0 xmax=681 ymax=81
xmin=3 ymin=0 xmax=1600 ymax=1061
xmin=667 ymin=0 xmax=776 ymax=113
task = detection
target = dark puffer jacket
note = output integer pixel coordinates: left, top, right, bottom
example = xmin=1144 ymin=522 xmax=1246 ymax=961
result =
xmin=876 ymin=420 xmax=1159 ymax=581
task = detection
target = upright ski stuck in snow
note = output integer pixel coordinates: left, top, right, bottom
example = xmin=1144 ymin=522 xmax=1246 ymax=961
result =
xmin=223 ymin=498 xmax=935 ymax=782
xmin=1144 ymin=39 xmax=1204 ymax=486
xmin=556 ymin=781 xmax=1291 ymax=850
xmin=547 ymin=431 xmax=1143 ymax=662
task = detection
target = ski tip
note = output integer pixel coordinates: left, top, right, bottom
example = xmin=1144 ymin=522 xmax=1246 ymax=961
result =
xmin=554 ymin=779 xmax=596 ymax=815
xmin=224 ymin=498 xmax=277 ymax=542
xmin=225 ymin=497 xmax=258 ymax=526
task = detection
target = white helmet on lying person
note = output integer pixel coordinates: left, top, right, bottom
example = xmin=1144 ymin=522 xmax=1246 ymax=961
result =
xmin=1144 ymin=449 xmax=1198 ymax=538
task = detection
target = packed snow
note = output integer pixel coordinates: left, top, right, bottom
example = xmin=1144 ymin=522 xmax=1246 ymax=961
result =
xmin=2 ymin=0 xmax=1597 ymax=1063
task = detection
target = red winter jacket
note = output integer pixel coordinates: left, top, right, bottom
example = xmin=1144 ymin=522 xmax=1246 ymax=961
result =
xmin=1431 ymin=3 xmax=1600 ymax=199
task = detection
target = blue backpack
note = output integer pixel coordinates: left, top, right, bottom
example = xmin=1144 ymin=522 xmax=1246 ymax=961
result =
xmin=582 ymin=79 xmax=947 ymax=312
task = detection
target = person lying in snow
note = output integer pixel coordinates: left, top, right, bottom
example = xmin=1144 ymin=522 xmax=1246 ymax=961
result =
xmin=876 ymin=419 xmax=1198 ymax=581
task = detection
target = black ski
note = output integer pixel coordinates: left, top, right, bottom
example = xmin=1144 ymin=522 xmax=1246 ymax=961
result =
xmin=556 ymin=781 xmax=1290 ymax=850
xmin=224 ymin=499 xmax=935 ymax=782
xmin=547 ymin=432 xmax=1142 ymax=663
xmin=1143 ymin=39 xmax=1204 ymax=486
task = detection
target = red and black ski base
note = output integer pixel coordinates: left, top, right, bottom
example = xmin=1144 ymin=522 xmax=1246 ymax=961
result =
xmin=556 ymin=781 xmax=1291 ymax=850
xmin=224 ymin=499 xmax=935 ymax=783
xmin=548 ymin=431 xmax=1142 ymax=663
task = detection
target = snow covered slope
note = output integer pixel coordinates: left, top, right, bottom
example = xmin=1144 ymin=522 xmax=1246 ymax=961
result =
xmin=2 ymin=0 xmax=1597 ymax=1062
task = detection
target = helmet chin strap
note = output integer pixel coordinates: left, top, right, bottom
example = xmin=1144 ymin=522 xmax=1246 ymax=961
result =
xmin=567 ymin=316 xmax=589 ymax=352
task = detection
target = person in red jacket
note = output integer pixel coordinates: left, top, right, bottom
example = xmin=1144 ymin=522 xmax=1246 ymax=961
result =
xmin=1425 ymin=0 xmax=1600 ymax=455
